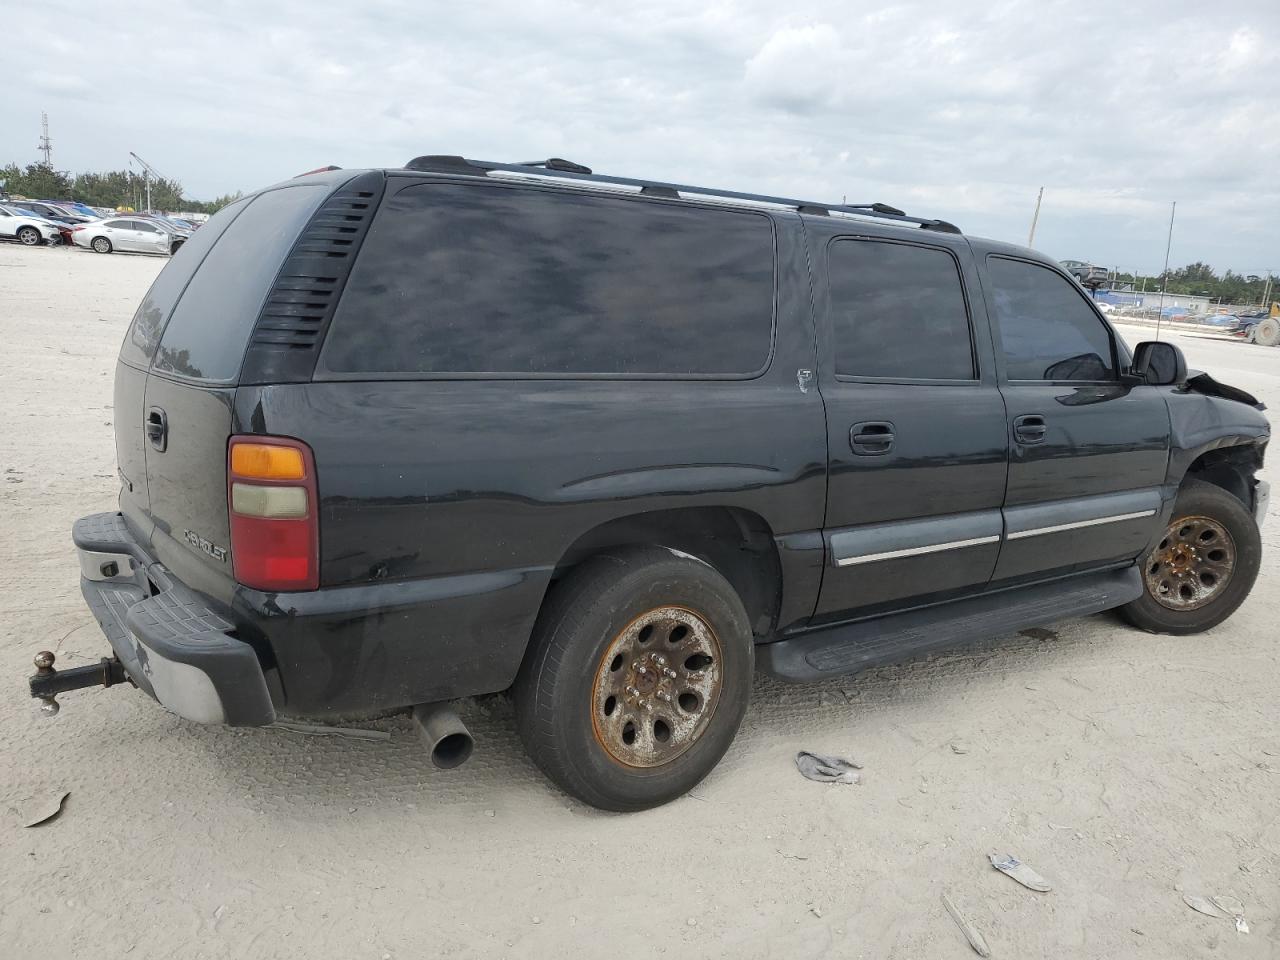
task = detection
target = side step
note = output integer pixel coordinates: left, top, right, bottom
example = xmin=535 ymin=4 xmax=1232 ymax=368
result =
xmin=758 ymin=566 xmax=1142 ymax=682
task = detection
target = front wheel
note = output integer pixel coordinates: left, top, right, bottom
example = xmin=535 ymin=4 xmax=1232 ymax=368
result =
xmin=1119 ymin=479 xmax=1261 ymax=634
xmin=17 ymin=226 xmax=40 ymax=246
xmin=514 ymin=545 xmax=754 ymax=811
xmin=1254 ymin=317 xmax=1280 ymax=347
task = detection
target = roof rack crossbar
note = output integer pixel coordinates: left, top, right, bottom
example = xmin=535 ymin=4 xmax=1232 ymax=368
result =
xmin=402 ymin=155 xmax=960 ymax=233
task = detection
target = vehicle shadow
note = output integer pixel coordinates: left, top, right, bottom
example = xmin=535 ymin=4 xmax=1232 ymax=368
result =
xmin=157 ymin=614 xmax=1123 ymax=819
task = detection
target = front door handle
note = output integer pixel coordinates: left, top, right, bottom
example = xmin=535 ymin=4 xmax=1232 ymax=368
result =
xmin=850 ymin=421 xmax=895 ymax=455
xmin=146 ymin=407 xmax=168 ymax=452
xmin=1013 ymin=414 xmax=1047 ymax=444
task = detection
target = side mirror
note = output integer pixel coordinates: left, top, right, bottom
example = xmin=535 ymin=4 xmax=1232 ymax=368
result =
xmin=1131 ymin=341 xmax=1187 ymax=386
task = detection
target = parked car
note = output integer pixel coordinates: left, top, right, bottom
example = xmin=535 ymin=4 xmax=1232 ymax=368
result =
xmin=132 ymin=212 xmax=193 ymax=236
xmin=72 ymin=217 xmax=185 ymax=255
xmin=0 ymin=204 xmax=65 ymax=246
xmin=1060 ymin=258 xmax=1109 ymax=289
xmin=6 ymin=199 xmax=94 ymax=225
xmin=32 ymin=158 xmax=1270 ymax=811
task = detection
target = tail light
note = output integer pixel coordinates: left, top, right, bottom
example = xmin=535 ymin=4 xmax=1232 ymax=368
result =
xmin=227 ymin=436 xmax=319 ymax=591
xmin=72 ymin=225 xmax=86 ymax=231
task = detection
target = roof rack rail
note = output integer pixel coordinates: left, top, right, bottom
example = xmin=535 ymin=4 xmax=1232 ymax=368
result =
xmin=400 ymin=155 xmax=960 ymax=234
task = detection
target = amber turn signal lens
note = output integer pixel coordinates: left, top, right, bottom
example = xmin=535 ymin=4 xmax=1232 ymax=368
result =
xmin=231 ymin=443 xmax=306 ymax=480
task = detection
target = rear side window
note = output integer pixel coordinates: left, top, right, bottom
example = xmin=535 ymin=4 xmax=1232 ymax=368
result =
xmin=987 ymin=257 xmax=1116 ymax=381
xmin=151 ymin=184 xmax=328 ymax=382
xmin=828 ymin=239 xmax=975 ymax=380
xmin=120 ymin=199 xmax=250 ymax=367
xmin=320 ymin=183 xmax=775 ymax=376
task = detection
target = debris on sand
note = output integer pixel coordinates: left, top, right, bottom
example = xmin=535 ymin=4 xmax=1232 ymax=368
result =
xmin=989 ymin=853 xmax=1052 ymax=892
xmin=272 ymin=720 xmax=391 ymax=742
xmin=1184 ymin=894 xmax=1248 ymax=933
xmin=941 ymin=892 xmax=991 ymax=957
xmin=795 ymin=751 xmax=862 ymax=785
xmin=21 ymin=789 xmax=69 ymax=828
xmin=950 ymin=741 xmax=971 ymax=755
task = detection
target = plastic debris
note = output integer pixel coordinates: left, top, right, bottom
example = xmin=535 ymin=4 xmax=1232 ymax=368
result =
xmin=950 ymin=741 xmax=970 ymax=755
xmin=795 ymin=751 xmax=862 ymax=784
xmin=989 ymin=853 xmax=1052 ymax=892
xmin=1211 ymin=896 xmax=1249 ymax=933
xmin=941 ymin=892 xmax=991 ymax=958
xmin=21 ymin=790 xmax=69 ymax=828
xmin=1181 ymin=894 xmax=1227 ymax=919
xmin=273 ymin=720 xmax=391 ymax=741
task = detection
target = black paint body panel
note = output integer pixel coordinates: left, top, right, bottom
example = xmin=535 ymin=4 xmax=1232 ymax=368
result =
xmin=96 ymin=167 xmax=1269 ymax=718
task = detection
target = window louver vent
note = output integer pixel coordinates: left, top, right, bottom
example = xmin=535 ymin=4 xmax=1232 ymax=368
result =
xmin=239 ymin=172 xmax=385 ymax=384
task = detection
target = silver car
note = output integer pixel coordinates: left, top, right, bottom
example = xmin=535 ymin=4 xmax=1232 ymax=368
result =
xmin=73 ymin=217 xmax=183 ymax=255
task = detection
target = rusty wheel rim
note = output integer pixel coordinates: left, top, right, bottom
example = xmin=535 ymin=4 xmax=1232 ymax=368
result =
xmin=1143 ymin=515 xmax=1236 ymax=611
xmin=590 ymin=606 xmax=723 ymax=768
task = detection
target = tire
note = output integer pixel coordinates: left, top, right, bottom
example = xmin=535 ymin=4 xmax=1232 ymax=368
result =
xmin=1119 ymin=479 xmax=1261 ymax=634
xmin=1254 ymin=317 xmax=1280 ymax=347
xmin=91 ymin=236 xmax=112 ymax=254
xmin=17 ymin=226 xmax=40 ymax=246
xmin=514 ymin=545 xmax=754 ymax=811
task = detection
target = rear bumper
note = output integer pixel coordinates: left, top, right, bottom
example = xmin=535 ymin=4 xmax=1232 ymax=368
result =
xmin=74 ymin=513 xmax=274 ymax=726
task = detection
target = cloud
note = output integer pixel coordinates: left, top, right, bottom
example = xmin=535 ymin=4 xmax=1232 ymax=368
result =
xmin=3 ymin=0 xmax=1277 ymax=271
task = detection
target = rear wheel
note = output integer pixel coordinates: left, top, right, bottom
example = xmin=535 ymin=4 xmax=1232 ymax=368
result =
xmin=1254 ymin=317 xmax=1280 ymax=347
xmin=17 ymin=226 xmax=40 ymax=246
xmin=1119 ymin=479 xmax=1261 ymax=634
xmin=514 ymin=545 xmax=754 ymax=811
xmin=91 ymin=236 xmax=112 ymax=254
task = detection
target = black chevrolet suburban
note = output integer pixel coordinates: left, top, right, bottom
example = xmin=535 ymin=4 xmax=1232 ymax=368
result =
xmin=33 ymin=156 xmax=1270 ymax=811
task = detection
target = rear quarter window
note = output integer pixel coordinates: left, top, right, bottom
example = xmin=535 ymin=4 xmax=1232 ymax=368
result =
xmin=319 ymin=182 xmax=777 ymax=377
xmin=120 ymin=199 xmax=250 ymax=367
xmin=148 ymin=184 xmax=329 ymax=382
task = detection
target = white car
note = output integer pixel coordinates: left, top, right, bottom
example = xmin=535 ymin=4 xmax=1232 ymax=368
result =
xmin=0 ymin=204 xmax=64 ymax=246
xmin=72 ymin=217 xmax=182 ymax=256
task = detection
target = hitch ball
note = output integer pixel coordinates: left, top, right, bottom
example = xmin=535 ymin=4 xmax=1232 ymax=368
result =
xmin=33 ymin=651 xmax=60 ymax=716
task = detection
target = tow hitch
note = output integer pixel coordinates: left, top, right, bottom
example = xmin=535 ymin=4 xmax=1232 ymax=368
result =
xmin=28 ymin=650 xmax=129 ymax=716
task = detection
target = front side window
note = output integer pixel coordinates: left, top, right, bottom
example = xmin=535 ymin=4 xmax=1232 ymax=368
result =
xmin=828 ymin=239 xmax=975 ymax=380
xmin=320 ymin=183 xmax=776 ymax=376
xmin=987 ymin=257 xmax=1116 ymax=381
xmin=134 ymin=221 xmax=159 ymax=233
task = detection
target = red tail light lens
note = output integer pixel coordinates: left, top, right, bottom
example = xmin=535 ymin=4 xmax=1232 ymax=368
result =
xmin=227 ymin=436 xmax=319 ymax=591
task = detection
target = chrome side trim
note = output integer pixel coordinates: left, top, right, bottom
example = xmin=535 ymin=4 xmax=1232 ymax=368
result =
xmin=1006 ymin=509 xmax=1156 ymax=541
xmin=835 ymin=534 xmax=1000 ymax=567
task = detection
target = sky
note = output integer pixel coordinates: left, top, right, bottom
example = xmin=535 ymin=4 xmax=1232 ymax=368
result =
xmin=5 ymin=0 xmax=1278 ymax=274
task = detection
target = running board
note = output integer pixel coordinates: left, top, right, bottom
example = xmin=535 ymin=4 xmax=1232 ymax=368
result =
xmin=758 ymin=567 xmax=1142 ymax=682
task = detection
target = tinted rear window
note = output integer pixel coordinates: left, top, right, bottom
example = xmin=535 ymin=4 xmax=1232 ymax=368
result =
xmin=320 ymin=182 xmax=775 ymax=376
xmin=120 ymin=199 xmax=249 ymax=367
xmin=151 ymin=184 xmax=328 ymax=382
xmin=828 ymin=239 xmax=974 ymax=380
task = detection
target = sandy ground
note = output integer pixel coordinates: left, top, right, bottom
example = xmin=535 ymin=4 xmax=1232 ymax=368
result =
xmin=1 ymin=241 xmax=1277 ymax=959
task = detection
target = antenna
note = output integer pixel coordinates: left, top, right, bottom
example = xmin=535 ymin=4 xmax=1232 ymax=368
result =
xmin=37 ymin=112 xmax=52 ymax=166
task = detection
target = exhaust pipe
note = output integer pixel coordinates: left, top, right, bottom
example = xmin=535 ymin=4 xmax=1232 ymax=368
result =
xmin=411 ymin=702 xmax=474 ymax=769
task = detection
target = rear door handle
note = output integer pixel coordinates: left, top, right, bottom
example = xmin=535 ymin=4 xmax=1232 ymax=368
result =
xmin=146 ymin=406 xmax=168 ymax=452
xmin=850 ymin=421 xmax=895 ymax=455
xmin=1013 ymin=414 xmax=1047 ymax=444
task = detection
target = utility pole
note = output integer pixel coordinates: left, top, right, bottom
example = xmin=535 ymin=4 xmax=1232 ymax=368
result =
xmin=1154 ymin=201 xmax=1177 ymax=341
xmin=129 ymin=152 xmax=173 ymax=212
xmin=1027 ymin=186 xmax=1044 ymax=247
xmin=37 ymin=112 xmax=52 ymax=166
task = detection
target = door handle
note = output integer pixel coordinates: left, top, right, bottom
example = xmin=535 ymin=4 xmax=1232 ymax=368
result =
xmin=850 ymin=421 xmax=895 ymax=455
xmin=146 ymin=406 xmax=168 ymax=452
xmin=1013 ymin=414 xmax=1047 ymax=444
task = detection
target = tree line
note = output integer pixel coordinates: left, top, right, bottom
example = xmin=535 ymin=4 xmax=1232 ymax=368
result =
xmin=0 ymin=162 xmax=241 ymax=214
xmin=1110 ymin=262 xmax=1276 ymax=306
